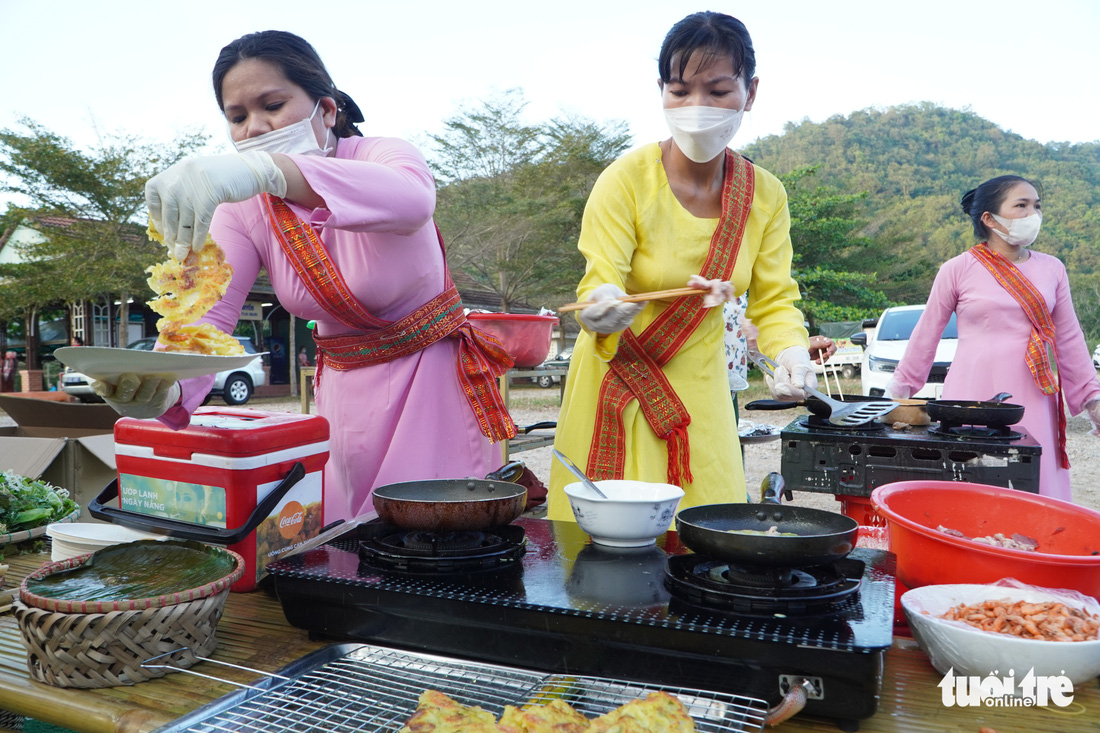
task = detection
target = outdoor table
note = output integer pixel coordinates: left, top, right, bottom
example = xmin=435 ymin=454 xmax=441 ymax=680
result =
xmin=1 ymin=550 xmax=1097 ymax=732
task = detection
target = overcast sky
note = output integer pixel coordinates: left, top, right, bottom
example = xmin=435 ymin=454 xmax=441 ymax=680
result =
xmin=2 ymin=0 xmax=1098 ymax=210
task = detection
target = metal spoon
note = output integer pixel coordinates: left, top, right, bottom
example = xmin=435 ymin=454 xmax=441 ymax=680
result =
xmin=552 ymin=449 xmax=609 ymax=499
xmin=989 ymin=392 xmax=1012 ymax=404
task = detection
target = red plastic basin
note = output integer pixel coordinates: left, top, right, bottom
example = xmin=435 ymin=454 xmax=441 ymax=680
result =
xmin=467 ymin=313 xmax=558 ymax=367
xmin=871 ymin=480 xmax=1100 ymax=599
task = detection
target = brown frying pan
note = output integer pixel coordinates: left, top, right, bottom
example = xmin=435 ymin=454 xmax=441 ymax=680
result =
xmin=372 ymin=462 xmax=527 ymax=531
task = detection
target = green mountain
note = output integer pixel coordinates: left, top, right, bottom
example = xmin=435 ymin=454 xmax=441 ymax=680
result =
xmin=742 ymin=103 xmax=1100 ymax=336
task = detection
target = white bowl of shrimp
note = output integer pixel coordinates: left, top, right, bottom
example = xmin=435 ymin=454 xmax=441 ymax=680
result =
xmin=901 ymin=582 xmax=1100 ymax=686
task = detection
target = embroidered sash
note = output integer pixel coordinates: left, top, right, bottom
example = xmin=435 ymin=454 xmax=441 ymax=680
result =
xmin=970 ymin=243 xmax=1068 ymax=468
xmin=587 ymin=151 xmax=755 ymax=486
xmin=264 ymin=195 xmax=517 ymax=443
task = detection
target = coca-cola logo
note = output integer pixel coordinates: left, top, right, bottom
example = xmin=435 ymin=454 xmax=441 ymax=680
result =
xmin=278 ymin=501 xmax=305 ymax=539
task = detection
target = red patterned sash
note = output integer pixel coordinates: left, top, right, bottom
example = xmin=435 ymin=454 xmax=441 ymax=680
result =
xmin=264 ymin=195 xmax=516 ymax=442
xmin=587 ymin=151 xmax=755 ymax=486
xmin=970 ymin=243 xmax=1068 ymax=468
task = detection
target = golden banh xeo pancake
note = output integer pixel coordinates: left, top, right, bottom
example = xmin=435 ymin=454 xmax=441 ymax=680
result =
xmin=146 ymin=220 xmax=241 ymax=355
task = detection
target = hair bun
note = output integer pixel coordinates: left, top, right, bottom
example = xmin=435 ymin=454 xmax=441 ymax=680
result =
xmin=960 ymin=188 xmax=977 ymax=215
xmin=336 ymin=90 xmax=365 ymax=124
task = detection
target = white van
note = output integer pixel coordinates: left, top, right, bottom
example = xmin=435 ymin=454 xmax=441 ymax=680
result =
xmin=851 ymin=304 xmax=958 ymax=398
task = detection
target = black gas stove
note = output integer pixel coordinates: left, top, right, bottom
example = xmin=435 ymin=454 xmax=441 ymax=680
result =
xmin=267 ymin=517 xmax=895 ymax=730
xmin=780 ymin=416 xmax=1042 ymax=499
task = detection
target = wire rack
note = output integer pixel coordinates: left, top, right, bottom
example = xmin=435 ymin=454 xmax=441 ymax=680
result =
xmin=155 ymin=643 xmax=768 ymax=732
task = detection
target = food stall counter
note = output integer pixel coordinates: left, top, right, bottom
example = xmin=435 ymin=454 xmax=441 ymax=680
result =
xmin=1 ymin=551 xmax=1098 ymax=732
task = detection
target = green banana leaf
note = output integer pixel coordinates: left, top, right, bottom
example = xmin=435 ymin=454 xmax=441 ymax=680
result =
xmin=26 ymin=539 xmax=237 ymax=602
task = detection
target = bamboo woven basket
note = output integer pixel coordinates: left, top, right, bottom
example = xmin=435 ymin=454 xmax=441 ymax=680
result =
xmin=13 ymin=545 xmax=244 ymax=688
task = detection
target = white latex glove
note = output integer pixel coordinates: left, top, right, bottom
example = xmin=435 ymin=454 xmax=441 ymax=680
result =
xmin=686 ymin=274 xmax=734 ymax=308
xmin=1086 ymin=399 xmax=1100 ymax=438
xmin=765 ymin=346 xmax=817 ymax=400
xmin=577 ymin=283 xmax=644 ymax=334
xmin=91 ymin=374 xmax=181 ymax=420
xmin=884 ymin=377 xmax=912 ymax=400
xmin=146 ymin=151 xmax=288 ymax=260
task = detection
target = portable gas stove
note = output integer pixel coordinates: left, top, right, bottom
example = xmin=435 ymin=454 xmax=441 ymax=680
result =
xmin=780 ymin=415 xmax=1042 ymax=501
xmin=267 ymin=517 xmax=895 ymax=730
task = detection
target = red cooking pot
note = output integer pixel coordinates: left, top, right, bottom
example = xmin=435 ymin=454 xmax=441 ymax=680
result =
xmin=871 ymin=480 xmax=1100 ymax=599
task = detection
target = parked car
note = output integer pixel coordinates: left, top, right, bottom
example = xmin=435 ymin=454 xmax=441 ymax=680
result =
xmin=61 ymin=336 xmax=266 ymax=406
xmin=532 ymin=348 xmax=573 ymax=388
xmin=850 ymin=305 xmax=958 ymax=398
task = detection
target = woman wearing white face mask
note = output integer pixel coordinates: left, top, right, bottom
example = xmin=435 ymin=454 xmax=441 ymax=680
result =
xmin=547 ymin=12 xmax=822 ymax=517
xmin=102 ymin=30 xmax=517 ymax=523
xmin=888 ymin=175 xmax=1100 ymax=501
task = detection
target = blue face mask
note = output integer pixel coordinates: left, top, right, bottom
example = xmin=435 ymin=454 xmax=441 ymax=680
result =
xmin=232 ymin=100 xmax=333 ymax=157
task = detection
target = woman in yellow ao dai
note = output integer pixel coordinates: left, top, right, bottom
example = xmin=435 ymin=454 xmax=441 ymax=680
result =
xmin=548 ymin=11 xmax=813 ymax=519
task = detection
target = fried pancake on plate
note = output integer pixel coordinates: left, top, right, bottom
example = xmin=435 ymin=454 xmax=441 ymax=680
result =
xmin=497 ymin=699 xmax=588 ymax=732
xmin=145 ymin=221 xmax=234 ymax=326
xmin=157 ymin=323 xmax=244 ymax=356
xmin=587 ymin=691 xmax=696 ymax=733
xmin=400 ymin=690 xmax=501 ymax=733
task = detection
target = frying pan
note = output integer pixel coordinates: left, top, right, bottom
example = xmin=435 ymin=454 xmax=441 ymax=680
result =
xmin=925 ymin=398 xmax=1025 ymax=427
xmin=675 ymin=473 xmax=859 ymax=567
xmin=745 ymin=394 xmax=887 ymax=419
xmin=372 ymin=461 xmax=527 ymax=531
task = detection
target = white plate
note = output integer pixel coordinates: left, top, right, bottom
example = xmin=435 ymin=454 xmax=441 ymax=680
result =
xmin=54 ymin=346 xmax=262 ymax=383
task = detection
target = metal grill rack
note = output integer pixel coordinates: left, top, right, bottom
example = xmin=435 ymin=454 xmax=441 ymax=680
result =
xmin=156 ymin=643 xmax=768 ymax=732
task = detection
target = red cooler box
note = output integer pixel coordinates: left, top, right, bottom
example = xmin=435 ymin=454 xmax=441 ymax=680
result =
xmin=92 ymin=407 xmax=329 ymax=592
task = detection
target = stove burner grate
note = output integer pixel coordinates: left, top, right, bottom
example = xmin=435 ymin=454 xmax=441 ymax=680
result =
xmin=359 ymin=524 xmax=526 ymax=574
xmin=666 ymin=554 xmax=862 ymax=616
xmin=798 ymin=415 xmax=884 ymax=433
xmin=928 ymin=424 xmax=1024 ymax=441
xmin=389 ymin=530 xmax=496 ymax=556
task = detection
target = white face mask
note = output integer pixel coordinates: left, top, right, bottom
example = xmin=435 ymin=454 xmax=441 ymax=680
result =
xmin=663 ymin=105 xmax=743 ymax=163
xmin=232 ymin=100 xmax=333 ymax=157
xmin=991 ymin=212 xmax=1042 ymax=248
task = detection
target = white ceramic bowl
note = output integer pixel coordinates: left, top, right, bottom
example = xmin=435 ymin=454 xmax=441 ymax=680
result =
xmin=902 ymin=583 xmax=1100 ymax=686
xmin=46 ymin=522 xmax=165 ymax=562
xmin=563 ymin=480 xmax=684 ymax=548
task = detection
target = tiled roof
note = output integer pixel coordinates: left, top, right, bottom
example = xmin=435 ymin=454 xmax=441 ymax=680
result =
xmin=27 ymin=214 xmax=150 ymax=246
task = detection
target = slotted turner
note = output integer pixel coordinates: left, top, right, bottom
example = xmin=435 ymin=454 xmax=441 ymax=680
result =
xmin=749 ymin=351 xmax=897 ymax=426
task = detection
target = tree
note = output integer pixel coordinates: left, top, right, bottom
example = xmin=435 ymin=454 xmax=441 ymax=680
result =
xmin=428 ymin=91 xmax=629 ymax=311
xmin=0 ymin=117 xmax=208 ymax=363
xmin=780 ymin=166 xmax=894 ymax=326
xmin=743 ymin=103 xmax=1100 ymax=325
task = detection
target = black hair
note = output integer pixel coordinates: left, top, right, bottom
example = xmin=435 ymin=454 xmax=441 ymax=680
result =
xmin=658 ymin=12 xmax=756 ymax=85
xmin=960 ymin=175 xmax=1042 ymax=240
xmin=212 ymin=30 xmax=365 ymax=138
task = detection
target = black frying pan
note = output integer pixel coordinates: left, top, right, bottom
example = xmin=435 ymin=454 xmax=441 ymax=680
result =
xmin=745 ymin=394 xmax=886 ymax=418
xmin=372 ymin=462 xmax=527 ymax=531
xmin=675 ymin=473 xmax=858 ymax=567
xmin=925 ymin=398 xmax=1025 ymax=427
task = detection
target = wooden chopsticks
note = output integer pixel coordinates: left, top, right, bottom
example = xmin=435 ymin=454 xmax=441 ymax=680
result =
xmin=557 ymin=287 xmax=705 ymax=313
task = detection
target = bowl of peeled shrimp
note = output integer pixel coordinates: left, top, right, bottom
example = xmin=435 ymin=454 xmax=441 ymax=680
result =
xmin=901 ymin=581 xmax=1100 ymax=685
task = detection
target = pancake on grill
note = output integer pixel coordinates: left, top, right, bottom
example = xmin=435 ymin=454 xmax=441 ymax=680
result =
xmin=586 ymin=691 xmax=696 ymax=733
xmin=497 ymin=700 xmax=589 ymax=732
xmin=400 ymin=690 xmax=501 ymax=733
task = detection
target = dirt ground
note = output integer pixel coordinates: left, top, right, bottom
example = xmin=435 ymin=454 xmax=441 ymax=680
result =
xmin=9 ymin=390 xmax=1095 ymax=512
xmin=505 ymin=396 xmax=1100 ymax=514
